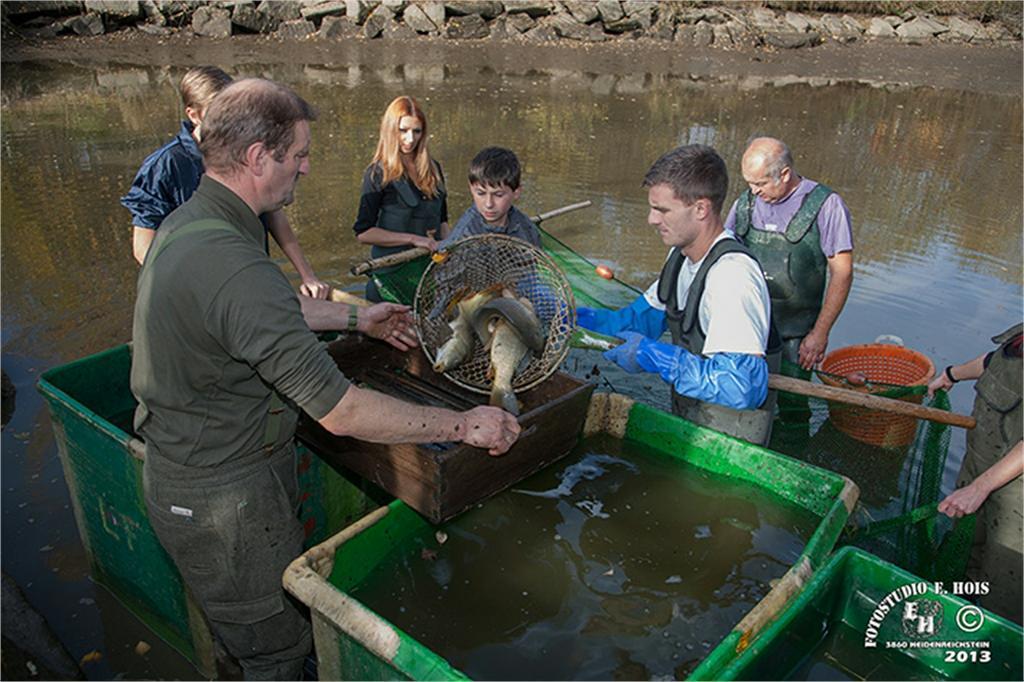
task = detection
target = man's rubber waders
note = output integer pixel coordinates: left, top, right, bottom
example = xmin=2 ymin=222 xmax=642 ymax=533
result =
xmin=657 ymin=238 xmax=781 ymax=446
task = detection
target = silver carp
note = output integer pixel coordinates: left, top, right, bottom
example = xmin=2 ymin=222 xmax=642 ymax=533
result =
xmin=432 ymin=288 xmax=498 ymax=372
xmin=474 ymin=296 xmax=545 ymax=416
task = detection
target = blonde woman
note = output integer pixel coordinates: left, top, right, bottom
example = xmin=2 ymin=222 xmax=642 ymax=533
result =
xmin=353 ymin=95 xmax=449 ymax=301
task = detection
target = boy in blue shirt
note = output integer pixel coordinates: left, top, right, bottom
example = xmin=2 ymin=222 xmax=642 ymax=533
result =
xmin=439 ymin=147 xmax=540 ymax=249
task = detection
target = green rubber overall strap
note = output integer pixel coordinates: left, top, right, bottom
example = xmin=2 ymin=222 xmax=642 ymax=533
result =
xmin=733 ymin=190 xmax=754 ymax=238
xmin=783 ymin=183 xmax=833 ymax=243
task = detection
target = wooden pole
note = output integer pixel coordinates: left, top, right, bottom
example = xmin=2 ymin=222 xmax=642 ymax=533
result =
xmin=328 ymin=288 xmax=372 ymax=307
xmin=349 ymin=200 xmax=593 ymax=276
xmin=767 ymin=374 xmax=975 ymax=429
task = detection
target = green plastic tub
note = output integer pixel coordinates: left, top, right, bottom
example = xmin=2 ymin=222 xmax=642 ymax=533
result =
xmin=719 ymin=546 xmax=1023 ymax=680
xmin=284 ymin=393 xmax=859 ymax=680
xmin=37 ymin=344 xmax=379 ymax=677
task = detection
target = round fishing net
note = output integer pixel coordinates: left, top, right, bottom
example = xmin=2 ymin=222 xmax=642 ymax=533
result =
xmin=414 ymin=234 xmax=576 ymax=395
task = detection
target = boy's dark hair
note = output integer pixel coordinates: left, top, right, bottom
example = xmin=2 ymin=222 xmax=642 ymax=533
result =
xmin=468 ymin=147 xmax=521 ymax=190
xmin=642 ymin=144 xmax=728 ymax=215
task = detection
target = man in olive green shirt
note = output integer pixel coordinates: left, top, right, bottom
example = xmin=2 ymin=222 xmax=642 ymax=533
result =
xmin=131 ymin=79 xmax=520 ymax=680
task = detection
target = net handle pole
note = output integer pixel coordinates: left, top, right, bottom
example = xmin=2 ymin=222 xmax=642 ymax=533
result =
xmin=767 ymin=374 xmax=976 ymax=429
xmin=328 ymin=288 xmax=372 ymax=306
xmin=573 ymin=332 xmax=976 ymax=429
xmin=349 ymin=200 xmax=593 ymax=276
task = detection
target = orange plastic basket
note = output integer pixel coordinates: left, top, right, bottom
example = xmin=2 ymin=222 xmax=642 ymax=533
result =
xmin=818 ymin=344 xmax=935 ymax=448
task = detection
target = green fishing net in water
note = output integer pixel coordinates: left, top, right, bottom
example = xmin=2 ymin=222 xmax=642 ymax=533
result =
xmin=772 ymin=360 xmax=974 ymax=584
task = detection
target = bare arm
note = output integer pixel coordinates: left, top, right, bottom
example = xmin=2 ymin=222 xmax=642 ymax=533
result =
xmin=133 ymin=226 xmax=156 ymax=265
xmin=319 ymin=384 xmax=520 ymax=456
xmin=265 ymin=210 xmax=329 ymax=299
xmin=356 ymin=226 xmax=438 ymax=251
xmin=927 ymin=352 xmax=988 ymax=396
xmin=939 ymin=441 xmax=1023 ymax=518
xmin=799 ymin=250 xmax=854 ymax=369
xmin=299 ymin=298 xmax=419 ymax=350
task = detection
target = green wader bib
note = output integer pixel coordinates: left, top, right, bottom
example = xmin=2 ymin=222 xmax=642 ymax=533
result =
xmin=733 ymin=184 xmax=833 ymax=364
xmin=962 ymin=323 xmax=1023 ymax=624
xmin=366 ymin=169 xmax=446 ymax=302
xmin=657 ymin=239 xmax=782 ymax=446
xmin=137 ymin=218 xmax=288 ymax=452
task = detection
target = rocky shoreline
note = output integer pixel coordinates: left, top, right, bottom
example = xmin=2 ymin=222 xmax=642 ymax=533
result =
xmin=4 ymin=1 xmax=1021 ymax=50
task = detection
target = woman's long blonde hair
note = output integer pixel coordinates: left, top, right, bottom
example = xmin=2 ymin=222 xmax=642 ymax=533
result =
xmin=371 ymin=95 xmax=441 ymax=198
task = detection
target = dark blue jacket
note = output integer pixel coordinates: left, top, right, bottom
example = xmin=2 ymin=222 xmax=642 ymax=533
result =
xmin=121 ymin=121 xmax=203 ymax=229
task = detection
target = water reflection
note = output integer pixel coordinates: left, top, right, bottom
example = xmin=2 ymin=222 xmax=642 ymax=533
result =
xmin=1 ymin=57 xmax=1021 ymax=679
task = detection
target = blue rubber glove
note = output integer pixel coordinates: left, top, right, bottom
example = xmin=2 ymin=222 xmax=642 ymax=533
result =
xmin=602 ymin=332 xmax=647 ymax=373
xmin=577 ymin=295 xmax=667 ymax=339
xmin=633 ymin=340 xmax=769 ymax=411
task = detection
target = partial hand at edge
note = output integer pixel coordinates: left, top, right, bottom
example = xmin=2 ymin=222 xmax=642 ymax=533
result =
xmin=937 ymin=483 xmax=987 ymax=518
xmin=413 ymin=235 xmax=440 ymax=252
xmin=602 ymin=332 xmax=648 ymax=374
xmin=300 ymin=277 xmax=331 ymax=300
xmin=927 ymin=372 xmax=954 ymax=398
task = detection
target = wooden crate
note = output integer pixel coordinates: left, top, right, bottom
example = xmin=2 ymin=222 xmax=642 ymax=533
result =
xmin=297 ymin=335 xmax=595 ymax=524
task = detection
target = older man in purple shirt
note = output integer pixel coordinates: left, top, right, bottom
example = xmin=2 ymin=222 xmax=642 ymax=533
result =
xmin=725 ymin=137 xmax=854 ymax=372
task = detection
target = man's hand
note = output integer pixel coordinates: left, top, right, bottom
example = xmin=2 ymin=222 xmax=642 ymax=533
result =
xmin=460 ymin=405 xmax=521 ymax=456
xmin=359 ymin=303 xmax=418 ymax=351
xmin=603 ymin=332 xmax=648 ymax=374
xmin=798 ymin=329 xmax=828 ymax=370
xmin=300 ymin=277 xmax=331 ymax=300
xmin=938 ymin=482 xmax=988 ymax=518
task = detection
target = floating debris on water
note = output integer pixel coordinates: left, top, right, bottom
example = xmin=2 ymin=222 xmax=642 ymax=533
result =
xmin=576 ymin=499 xmax=609 ymax=518
xmin=514 ymin=453 xmax=638 ymax=499
xmin=80 ymin=650 xmax=102 ymax=666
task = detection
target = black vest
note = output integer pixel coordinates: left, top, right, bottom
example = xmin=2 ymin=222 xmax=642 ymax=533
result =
xmin=656 ymin=237 xmax=781 ymax=445
xmin=657 ymin=238 xmax=781 ymax=360
xmin=370 ymin=163 xmax=447 ymax=269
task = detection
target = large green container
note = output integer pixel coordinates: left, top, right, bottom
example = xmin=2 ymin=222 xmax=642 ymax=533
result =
xmin=37 ymin=344 xmax=379 ymax=677
xmin=284 ymin=393 xmax=859 ymax=681
xmin=720 ymin=546 xmax=1023 ymax=680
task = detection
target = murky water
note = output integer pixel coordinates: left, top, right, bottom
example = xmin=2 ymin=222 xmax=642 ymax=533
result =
xmin=1 ymin=55 xmax=1021 ymax=678
xmin=348 ymin=435 xmax=819 ymax=680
